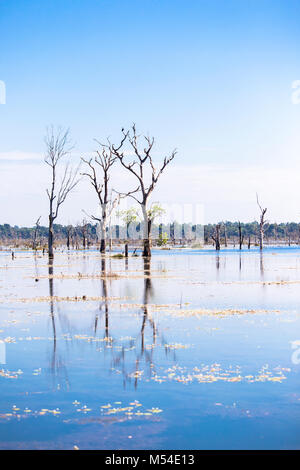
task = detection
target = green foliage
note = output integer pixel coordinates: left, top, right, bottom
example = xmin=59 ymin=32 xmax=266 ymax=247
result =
xmin=147 ymin=203 xmax=165 ymax=222
xmin=157 ymin=231 xmax=168 ymax=246
xmin=116 ymin=208 xmax=139 ymax=226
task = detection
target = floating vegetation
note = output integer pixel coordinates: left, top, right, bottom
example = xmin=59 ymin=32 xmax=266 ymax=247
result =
xmin=0 ymin=400 xmax=164 ymax=423
xmin=29 ymin=271 xmax=121 ymax=280
xmin=151 ymin=305 xmax=280 ymax=318
xmin=164 ymin=343 xmax=191 ymax=350
xmin=148 ymin=364 xmax=290 ymax=385
xmin=0 ymin=369 xmax=23 ymax=379
xmin=4 ymin=295 xmax=123 ymax=303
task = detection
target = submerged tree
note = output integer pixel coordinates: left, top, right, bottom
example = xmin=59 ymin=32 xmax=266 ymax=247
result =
xmin=111 ymin=124 xmax=176 ymax=257
xmin=66 ymin=225 xmax=73 ymax=250
xmin=238 ymin=221 xmax=244 ymax=250
xmin=212 ymin=223 xmax=221 ymax=250
xmin=256 ymin=194 xmax=267 ymax=251
xmin=32 ymin=216 xmax=41 ymax=252
xmin=82 ymin=142 xmax=119 ymax=253
xmin=81 ymin=219 xmax=88 ymax=249
xmin=223 ymin=222 xmax=228 ymax=248
xmin=44 ymin=126 xmax=79 ymax=258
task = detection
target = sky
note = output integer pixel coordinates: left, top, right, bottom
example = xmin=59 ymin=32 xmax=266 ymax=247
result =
xmin=1 ymin=0 xmax=300 ymax=226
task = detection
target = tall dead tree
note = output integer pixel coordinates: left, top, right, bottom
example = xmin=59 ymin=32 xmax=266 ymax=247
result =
xmin=66 ymin=225 xmax=73 ymax=250
xmin=45 ymin=127 xmax=79 ymax=258
xmin=111 ymin=124 xmax=176 ymax=257
xmin=256 ymin=194 xmax=267 ymax=251
xmin=212 ymin=223 xmax=221 ymax=250
xmin=81 ymin=219 xmax=88 ymax=249
xmin=238 ymin=221 xmax=244 ymax=250
xmin=32 ymin=216 xmax=41 ymax=251
xmin=82 ymin=143 xmax=119 ymax=253
xmin=223 ymin=223 xmax=228 ymax=248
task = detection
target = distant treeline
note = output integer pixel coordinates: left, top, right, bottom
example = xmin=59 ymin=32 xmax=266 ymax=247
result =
xmin=205 ymin=221 xmax=300 ymax=243
xmin=0 ymin=221 xmax=299 ymax=245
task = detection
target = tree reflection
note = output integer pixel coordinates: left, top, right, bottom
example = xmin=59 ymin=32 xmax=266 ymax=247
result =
xmin=216 ymin=253 xmax=220 ymax=270
xmin=260 ymin=252 xmax=264 ymax=277
xmin=48 ymin=259 xmax=69 ymax=389
xmin=94 ymin=256 xmax=110 ymax=340
xmin=106 ymin=257 xmax=172 ymax=389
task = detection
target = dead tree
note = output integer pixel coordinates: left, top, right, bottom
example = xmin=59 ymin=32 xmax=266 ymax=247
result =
xmin=44 ymin=127 xmax=79 ymax=258
xmin=238 ymin=221 xmax=244 ymax=250
xmin=32 ymin=216 xmax=41 ymax=251
xmin=81 ymin=219 xmax=88 ymax=249
xmin=256 ymin=194 xmax=267 ymax=251
xmin=111 ymin=124 xmax=176 ymax=257
xmin=223 ymin=223 xmax=228 ymax=248
xmin=81 ymin=143 xmax=119 ymax=253
xmin=212 ymin=224 xmax=221 ymax=250
xmin=66 ymin=225 xmax=73 ymax=250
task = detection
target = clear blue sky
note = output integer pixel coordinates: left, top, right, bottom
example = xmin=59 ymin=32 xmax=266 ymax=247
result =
xmin=1 ymin=0 xmax=300 ymax=224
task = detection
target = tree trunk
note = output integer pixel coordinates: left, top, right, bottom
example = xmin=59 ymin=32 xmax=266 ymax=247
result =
xmin=125 ymin=243 xmax=128 ymax=257
xmin=224 ymin=225 xmax=227 ymax=248
xmin=142 ymin=208 xmax=151 ymax=257
xmin=99 ymin=219 xmax=106 ymax=253
xmin=213 ymin=224 xmax=221 ymax=251
xmin=48 ymin=216 xmax=54 ymax=258
xmin=143 ymin=238 xmax=151 ymax=257
xmin=259 ymin=223 xmax=263 ymax=250
xmin=100 ymin=238 xmax=106 ymax=253
xmin=238 ymin=222 xmax=243 ymax=250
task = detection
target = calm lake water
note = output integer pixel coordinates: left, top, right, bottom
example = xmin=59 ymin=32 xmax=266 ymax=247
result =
xmin=0 ymin=247 xmax=300 ymax=449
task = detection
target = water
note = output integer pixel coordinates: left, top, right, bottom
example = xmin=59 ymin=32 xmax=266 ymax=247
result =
xmin=0 ymin=247 xmax=300 ymax=449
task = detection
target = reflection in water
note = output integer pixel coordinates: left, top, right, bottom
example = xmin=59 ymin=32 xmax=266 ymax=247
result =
xmin=260 ymin=252 xmax=264 ymax=277
xmin=94 ymin=257 xmax=108 ymax=335
xmin=94 ymin=256 xmax=173 ymax=389
xmin=101 ymin=257 xmax=109 ymax=339
xmin=2 ymin=249 xmax=300 ymax=449
xmin=48 ymin=262 xmax=56 ymax=367
xmin=34 ymin=253 xmax=40 ymax=281
xmin=48 ymin=260 xmax=69 ymax=389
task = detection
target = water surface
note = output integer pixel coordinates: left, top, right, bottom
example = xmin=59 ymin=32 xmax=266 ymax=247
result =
xmin=0 ymin=247 xmax=300 ymax=449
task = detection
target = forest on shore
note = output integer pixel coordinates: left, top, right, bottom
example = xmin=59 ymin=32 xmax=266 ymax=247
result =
xmin=1 ymin=220 xmax=299 ymax=248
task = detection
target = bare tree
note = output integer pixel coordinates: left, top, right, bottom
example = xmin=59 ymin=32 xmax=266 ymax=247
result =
xmin=32 ymin=216 xmax=41 ymax=252
xmin=44 ymin=126 xmax=79 ymax=258
xmin=81 ymin=142 xmax=119 ymax=253
xmin=111 ymin=124 xmax=176 ymax=257
xmin=238 ymin=221 xmax=244 ymax=250
xmin=223 ymin=223 xmax=228 ymax=248
xmin=256 ymin=194 xmax=267 ymax=251
xmin=66 ymin=225 xmax=73 ymax=250
xmin=81 ymin=219 xmax=88 ymax=249
xmin=212 ymin=223 xmax=221 ymax=250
